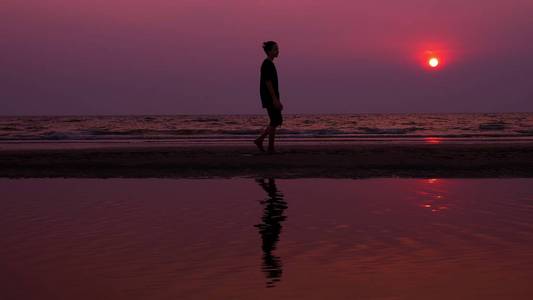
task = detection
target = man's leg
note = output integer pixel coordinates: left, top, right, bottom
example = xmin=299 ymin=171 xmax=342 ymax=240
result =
xmin=268 ymin=125 xmax=277 ymax=153
xmin=267 ymin=108 xmax=282 ymax=153
xmin=255 ymin=126 xmax=273 ymax=152
xmin=257 ymin=126 xmax=272 ymax=142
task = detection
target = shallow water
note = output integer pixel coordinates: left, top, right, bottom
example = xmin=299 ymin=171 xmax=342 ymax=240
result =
xmin=1 ymin=113 xmax=532 ymax=143
xmin=1 ymin=178 xmax=533 ymax=299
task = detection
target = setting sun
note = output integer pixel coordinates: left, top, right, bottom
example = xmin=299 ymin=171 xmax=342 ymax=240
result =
xmin=428 ymin=57 xmax=439 ymax=68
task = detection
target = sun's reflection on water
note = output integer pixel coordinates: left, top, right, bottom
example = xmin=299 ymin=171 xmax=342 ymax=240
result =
xmin=424 ymin=137 xmax=443 ymax=144
xmin=418 ymin=178 xmax=449 ymax=213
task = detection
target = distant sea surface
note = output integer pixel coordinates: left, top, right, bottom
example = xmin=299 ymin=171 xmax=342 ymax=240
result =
xmin=1 ymin=113 xmax=533 ymax=145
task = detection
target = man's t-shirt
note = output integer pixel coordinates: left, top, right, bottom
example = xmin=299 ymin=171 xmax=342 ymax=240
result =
xmin=260 ymin=59 xmax=279 ymax=108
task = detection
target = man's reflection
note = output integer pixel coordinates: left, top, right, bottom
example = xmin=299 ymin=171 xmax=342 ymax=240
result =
xmin=254 ymin=178 xmax=287 ymax=288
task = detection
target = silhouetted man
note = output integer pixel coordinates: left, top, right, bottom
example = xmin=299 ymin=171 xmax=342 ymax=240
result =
xmin=254 ymin=41 xmax=283 ymax=154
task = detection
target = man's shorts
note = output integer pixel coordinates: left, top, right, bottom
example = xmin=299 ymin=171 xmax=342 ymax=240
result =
xmin=267 ymin=107 xmax=283 ymax=127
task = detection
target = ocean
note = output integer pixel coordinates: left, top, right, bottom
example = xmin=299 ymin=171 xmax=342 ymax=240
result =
xmin=1 ymin=113 xmax=532 ymax=145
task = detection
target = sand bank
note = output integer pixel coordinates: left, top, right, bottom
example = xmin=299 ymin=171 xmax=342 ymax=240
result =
xmin=1 ymin=142 xmax=532 ymax=178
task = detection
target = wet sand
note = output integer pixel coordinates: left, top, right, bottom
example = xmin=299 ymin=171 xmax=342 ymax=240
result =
xmin=2 ymin=178 xmax=533 ymax=299
xmin=1 ymin=142 xmax=532 ymax=178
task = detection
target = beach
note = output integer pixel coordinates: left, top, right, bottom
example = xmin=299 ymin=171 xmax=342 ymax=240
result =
xmin=1 ymin=141 xmax=532 ymax=178
xmin=3 ymin=178 xmax=533 ymax=299
xmin=2 ymin=114 xmax=533 ymax=299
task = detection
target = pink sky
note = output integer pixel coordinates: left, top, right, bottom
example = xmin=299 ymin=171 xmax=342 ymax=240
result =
xmin=2 ymin=0 xmax=533 ymax=115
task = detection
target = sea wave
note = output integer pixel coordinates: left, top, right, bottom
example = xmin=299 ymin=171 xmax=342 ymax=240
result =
xmin=479 ymin=121 xmax=507 ymax=131
xmin=1 ymin=131 xmax=533 ymax=141
xmin=357 ymin=127 xmax=424 ymax=134
xmin=0 ymin=113 xmax=532 ymax=142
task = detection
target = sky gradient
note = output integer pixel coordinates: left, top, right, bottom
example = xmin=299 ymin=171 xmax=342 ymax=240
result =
xmin=2 ymin=0 xmax=533 ymax=115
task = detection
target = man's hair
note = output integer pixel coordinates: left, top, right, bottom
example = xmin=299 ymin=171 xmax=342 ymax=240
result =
xmin=262 ymin=41 xmax=277 ymax=54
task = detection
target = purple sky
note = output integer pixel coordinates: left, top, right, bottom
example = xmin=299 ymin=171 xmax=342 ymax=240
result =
xmin=2 ymin=0 xmax=533 ymax=115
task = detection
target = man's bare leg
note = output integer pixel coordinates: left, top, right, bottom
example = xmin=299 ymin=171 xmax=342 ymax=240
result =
xmin=267 ymin=126 xmax=277 ymax=153
xmin=254 ymin=126 xmax=273 ymax=152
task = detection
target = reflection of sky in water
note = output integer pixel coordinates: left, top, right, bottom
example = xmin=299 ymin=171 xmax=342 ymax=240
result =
xmin=1 ymin=178 xmax=533 ymax=299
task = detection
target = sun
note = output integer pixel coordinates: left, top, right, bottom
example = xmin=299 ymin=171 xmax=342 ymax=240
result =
xmin=428 ymin=57 xmax=439 ymax=68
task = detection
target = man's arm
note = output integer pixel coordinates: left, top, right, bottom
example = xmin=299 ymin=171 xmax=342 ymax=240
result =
xmin=265 ymin=80 xmax=283 ymax=110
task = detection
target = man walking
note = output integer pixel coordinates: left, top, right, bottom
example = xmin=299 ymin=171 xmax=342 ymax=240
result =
xmin=254 ymin=41 xmax=283 ymax=154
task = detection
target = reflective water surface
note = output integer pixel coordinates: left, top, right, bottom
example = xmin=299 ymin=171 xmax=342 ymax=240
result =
xmin=1 ymin=178 xmax=533 ymax=299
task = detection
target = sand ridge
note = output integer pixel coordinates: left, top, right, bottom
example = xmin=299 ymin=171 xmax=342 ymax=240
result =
xmin=1 ymin=142 xmax=532 ymax=178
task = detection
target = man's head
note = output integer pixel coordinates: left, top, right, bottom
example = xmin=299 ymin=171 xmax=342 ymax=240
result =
xmin=263 ymin=41 xmax=279 ymax=58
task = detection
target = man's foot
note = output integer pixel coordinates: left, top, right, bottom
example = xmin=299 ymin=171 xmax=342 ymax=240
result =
xmin=254 ymin=139 xmax=265 ymax=152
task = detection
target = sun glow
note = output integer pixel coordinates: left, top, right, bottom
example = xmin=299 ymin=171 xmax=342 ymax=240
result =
xmin=428 ymin=57 xmax=439 ymax=68
xmin=418 ymin=46 xmax=450 ymax=70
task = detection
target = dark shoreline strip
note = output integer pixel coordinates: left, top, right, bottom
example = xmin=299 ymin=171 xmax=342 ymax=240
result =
xmin=1 ymin=144 xmax=532 ymax=178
